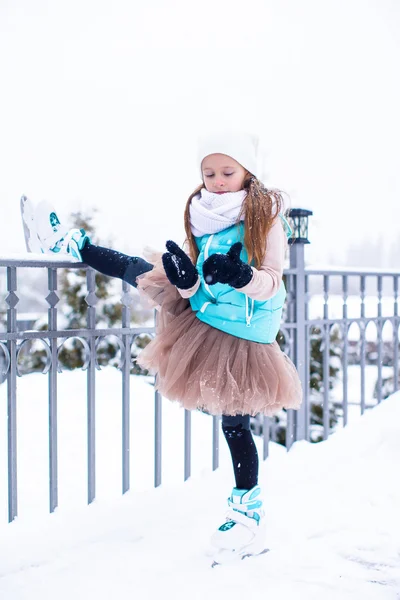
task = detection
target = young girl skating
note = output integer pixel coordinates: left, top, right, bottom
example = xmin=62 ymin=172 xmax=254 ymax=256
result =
xmin=37 ymin=131 xmax=302 ymax=562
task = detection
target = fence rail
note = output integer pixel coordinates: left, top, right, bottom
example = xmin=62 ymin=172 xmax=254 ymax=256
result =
xmin=1 ymin=211 xmax=399 ymax=523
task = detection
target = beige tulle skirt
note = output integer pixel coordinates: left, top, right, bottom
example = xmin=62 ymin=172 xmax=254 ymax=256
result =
xmin=136 ymin=254 xmax=302 ymax=417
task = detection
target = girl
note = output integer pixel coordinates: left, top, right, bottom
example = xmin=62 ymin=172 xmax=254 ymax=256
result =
xmin=42 ymin=131 xmax=302 ymax=561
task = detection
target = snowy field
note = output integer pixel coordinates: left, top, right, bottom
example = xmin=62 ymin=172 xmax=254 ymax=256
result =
xmin=1 ymin=368 xmax=400 ymax=599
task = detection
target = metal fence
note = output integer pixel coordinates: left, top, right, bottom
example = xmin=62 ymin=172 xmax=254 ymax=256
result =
xmin=1 ymin=210 xmax=399 ymax=523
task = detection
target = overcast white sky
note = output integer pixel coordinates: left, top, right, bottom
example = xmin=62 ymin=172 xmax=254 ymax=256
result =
xmin=0 ymin=0 xmax=399 ymax=266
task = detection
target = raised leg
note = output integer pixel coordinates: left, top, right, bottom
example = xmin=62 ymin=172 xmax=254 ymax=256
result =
xmin=80 ymin=242 xmax=153 ymax=288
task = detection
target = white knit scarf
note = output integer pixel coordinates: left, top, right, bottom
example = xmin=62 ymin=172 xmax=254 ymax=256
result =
xmin=189 ymin=189 xmax=247 ymax=237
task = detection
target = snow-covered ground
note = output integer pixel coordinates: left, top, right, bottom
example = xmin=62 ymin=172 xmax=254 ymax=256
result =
xmin=1 ymin=368 xmax=399 ymax=599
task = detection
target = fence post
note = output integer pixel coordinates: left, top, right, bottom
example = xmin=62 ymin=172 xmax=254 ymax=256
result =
xmin=47 ymin=267 xmax=59 ymax=513
xmin=6 ymin=267 xmax=18 ymax=522
xmin=287 ymin=208 xmax=313 ymax=443
xmin=85 ymin=268 xmax=97 ymax=504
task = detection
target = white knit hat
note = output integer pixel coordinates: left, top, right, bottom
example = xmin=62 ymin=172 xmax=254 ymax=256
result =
xmin=197 ymin=131 xmax=260 ymax=179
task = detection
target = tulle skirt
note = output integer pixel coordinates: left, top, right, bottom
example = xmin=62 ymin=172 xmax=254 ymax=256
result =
xmin=136 ymin=254 xmax=302 ymax=417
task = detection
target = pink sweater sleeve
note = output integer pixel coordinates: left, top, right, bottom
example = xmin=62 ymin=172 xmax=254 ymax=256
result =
xmin=177 ymin=277 xmax=201 ymax=299
xmin=238 ymin=218 xmax=287 ymax=301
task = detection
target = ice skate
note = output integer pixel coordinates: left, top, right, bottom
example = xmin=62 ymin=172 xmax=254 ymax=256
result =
xmin=34 ymin=200 xmax=90 ymax=261
xmin=210 ymin=485 xmax=268 ymax=567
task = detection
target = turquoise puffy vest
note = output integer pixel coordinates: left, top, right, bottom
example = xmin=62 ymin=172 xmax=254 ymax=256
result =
xmin=189 ymin=218 xmax=291 ymax=344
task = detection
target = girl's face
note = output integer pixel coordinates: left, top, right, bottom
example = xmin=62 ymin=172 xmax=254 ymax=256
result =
xmin=201 ymin=153 xmax=247 ymax=194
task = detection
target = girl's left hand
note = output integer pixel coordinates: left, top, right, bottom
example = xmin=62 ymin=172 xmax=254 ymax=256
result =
xmin=202 ymin=242 xmax=253 ymax=289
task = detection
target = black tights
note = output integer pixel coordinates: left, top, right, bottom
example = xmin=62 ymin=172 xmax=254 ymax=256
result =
xmin=80 ymin=243 xmax=259 ymax=490
xmin=80 ymin=241 xmax=153 ymax=287
xmin=222 ymin=415 xmax=259 ymax=490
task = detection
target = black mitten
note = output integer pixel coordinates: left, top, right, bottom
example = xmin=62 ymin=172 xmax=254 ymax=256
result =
xmin=202 ymin=242 xmax=253 ymax=289
xmin=162 ymin=240 xmax=198 ymax=290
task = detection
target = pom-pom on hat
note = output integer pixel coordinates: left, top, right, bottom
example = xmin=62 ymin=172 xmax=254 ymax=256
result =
xmin=197 ymin=131 xmax=260 ymax=179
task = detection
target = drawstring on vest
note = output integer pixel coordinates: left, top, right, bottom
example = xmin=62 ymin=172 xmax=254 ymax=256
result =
xmin=245 ymin=296 xmax=254 ymax=327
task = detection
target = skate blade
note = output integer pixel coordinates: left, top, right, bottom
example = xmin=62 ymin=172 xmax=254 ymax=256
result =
xmin=20 ymin=195 xmax=43 ymax=253
xmin=211 ymin=547 xmax=269 ymax=568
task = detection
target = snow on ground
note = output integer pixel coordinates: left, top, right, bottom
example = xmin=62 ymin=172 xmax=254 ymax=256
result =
xmin=1 ymin=368 xmax=400 ymax=600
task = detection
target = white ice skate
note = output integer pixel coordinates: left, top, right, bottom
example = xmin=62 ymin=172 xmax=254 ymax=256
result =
xmin=34 ymin=200 xmax=90 ymax=262
xmin=20 ymin=196 xmax=89 ymax=261
xmin=210 ymin=485 xmax=268 ymax=567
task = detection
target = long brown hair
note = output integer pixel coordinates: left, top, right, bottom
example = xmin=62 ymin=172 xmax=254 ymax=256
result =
xmin=183 ymin=174 xmax=284 ymax=269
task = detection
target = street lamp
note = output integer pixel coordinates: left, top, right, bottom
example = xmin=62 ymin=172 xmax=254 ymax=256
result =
xmin=287 ymin=208 xmax=313 ymax=244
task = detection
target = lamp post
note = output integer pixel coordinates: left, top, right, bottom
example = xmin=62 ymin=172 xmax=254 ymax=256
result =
xmin=287 ymin=208 xmax=313 ymax=244
xmin=287 ymin=208 xmax=313 ymax=446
